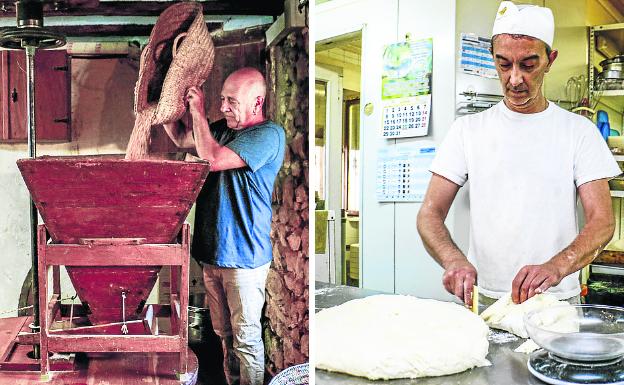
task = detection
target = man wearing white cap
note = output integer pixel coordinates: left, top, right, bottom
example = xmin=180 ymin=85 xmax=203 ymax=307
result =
xmin=418 ymin=1 xmax=620 ymax=307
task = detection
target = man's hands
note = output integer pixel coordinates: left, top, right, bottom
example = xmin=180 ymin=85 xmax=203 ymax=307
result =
xmin=184 ymin=84 xmax=247 ymax=171
xmin=185 ymin=86 xmax=206 ymax=120
xmin=443 ymin=259 xmax=477 ymax=306
xmin=443 ymin=259 xmax=564 ymax=305
xmin=443 ymin=259 xmax=563 ymax=306
xmin=511 ymin=262 xmax=563 ymax=304
xmin=161 ymin=86 xmax=205 ymax=149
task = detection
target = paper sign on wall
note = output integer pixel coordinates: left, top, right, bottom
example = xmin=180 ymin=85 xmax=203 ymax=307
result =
xmin=460 ymin=33 xmax=498 ymax=79
xmin=381 ymin=38 xmax=432 ymax=138
xmin=376 ymin=143 xmax=436 ymax=202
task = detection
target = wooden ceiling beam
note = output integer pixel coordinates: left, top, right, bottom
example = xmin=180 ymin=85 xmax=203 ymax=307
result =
xmin=0 ymin=1 xmax=283 ymax=17
xmin=209 ymin=25 xmax=267 ymax=46
xmin=48 ymin=22 xmax=223 ymax=37
xmin=47 ymin=23 xmax=267 ymax=46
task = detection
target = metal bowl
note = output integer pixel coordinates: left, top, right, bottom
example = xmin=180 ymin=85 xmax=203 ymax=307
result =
xmin=600 ymin=69 xmax=624 ymax=80
xmin=600 ymin=55 xmax=624 ymax=70
xmin=524 ymin=304 xmax=624 ymax=362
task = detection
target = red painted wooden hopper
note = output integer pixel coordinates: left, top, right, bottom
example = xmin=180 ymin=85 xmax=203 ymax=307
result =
xmin=16 ymin=155 xmax=209 ymax=325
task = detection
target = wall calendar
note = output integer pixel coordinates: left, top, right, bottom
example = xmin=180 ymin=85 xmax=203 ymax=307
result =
xmin=382 ymin=95 xmax=431 ymax=138
xmin=376 ymin=143 xmax=436 ymax=202
xmin=381 ymin=38 xmax=432 ymax=139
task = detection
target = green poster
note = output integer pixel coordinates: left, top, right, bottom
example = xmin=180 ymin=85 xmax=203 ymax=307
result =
xmin=382 ymin=38 xmax=433 ymax=100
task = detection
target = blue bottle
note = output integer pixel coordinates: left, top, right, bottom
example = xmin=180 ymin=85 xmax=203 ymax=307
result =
xmin=596 ymin=110 xmax=611 ymax=141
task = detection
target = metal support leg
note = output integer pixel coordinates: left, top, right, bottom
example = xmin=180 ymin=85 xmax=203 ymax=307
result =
xmin=37 ymin=225 xmax=48 ymax=378
xmin=179 ymin=224 xmax=190 ymax=377
xmin=24 ymin=43 xmax=40 ymax=360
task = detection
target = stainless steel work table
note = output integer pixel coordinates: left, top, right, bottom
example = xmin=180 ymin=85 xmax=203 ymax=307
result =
xmin=315 ymin=282 xmax=548 ymax=385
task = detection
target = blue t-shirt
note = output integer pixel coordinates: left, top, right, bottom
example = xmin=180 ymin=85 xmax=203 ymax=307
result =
xmin=192 ymin=119 xmax=285 ymax=268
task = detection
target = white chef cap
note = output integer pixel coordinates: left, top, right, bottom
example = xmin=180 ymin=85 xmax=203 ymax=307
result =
xmin=492 ymin=1 xmax=554 ymax=47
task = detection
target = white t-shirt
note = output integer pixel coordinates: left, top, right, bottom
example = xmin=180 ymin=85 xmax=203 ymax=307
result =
xmin=430 ymin=101 xmax=620 ymax=299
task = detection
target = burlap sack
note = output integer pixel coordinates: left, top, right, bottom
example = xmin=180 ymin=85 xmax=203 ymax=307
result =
xmin=126 ymin=2 xmax=215 ymax=159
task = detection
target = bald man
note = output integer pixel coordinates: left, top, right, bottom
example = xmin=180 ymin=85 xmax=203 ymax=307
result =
xmin=164 ymin=67 xmax=286 ymax=385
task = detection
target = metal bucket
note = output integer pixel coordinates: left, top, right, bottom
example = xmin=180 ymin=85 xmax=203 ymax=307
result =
xmin=188 ymin=293 xmax=214 ymax=343
xmin=187 ymin=293 xmax=225 ymax=384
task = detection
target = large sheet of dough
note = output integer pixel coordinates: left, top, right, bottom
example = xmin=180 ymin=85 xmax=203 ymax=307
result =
xmin=315 ymin=294 xmax=491 ymax=380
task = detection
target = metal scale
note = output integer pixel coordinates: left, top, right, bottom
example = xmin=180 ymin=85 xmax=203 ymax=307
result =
xmin=525 ymin=304 xmax=624 ymax=385
xmin=528 ymin=350 xmax=624 ymax=385
xmin=0 ymin=1 xmax=210 ymax=382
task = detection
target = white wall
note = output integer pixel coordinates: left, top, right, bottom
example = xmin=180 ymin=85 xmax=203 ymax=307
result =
xmin=0 ymin=58 xmax=137 ymax=316
xmin=392 ymin=1 xmax=458 ymax=301
xmin=317 ymin=0 xmax=395 ymax=292
xmin=317 ymin=0 xmax=399 ymax=293
xmin=317 ymin=0 xmax=457 ymax=301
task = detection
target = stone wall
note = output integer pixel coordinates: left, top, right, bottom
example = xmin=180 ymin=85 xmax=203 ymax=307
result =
xmin=264 ymin=27 xmax=309 ymax=376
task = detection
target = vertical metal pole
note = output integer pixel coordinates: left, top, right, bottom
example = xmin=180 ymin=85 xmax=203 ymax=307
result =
xmin=25 ymin=45 xmax=35 ymax=158
xmin=25 ymin=43 xmax=40 ymax=359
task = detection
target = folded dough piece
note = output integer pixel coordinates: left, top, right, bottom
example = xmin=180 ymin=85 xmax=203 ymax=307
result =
xmin=316 ymin=295 xmax=491 ymax=380
xmin=480 ymin=293 xmax=567 ymax=338
xmin=514 ymin=339 xmax=540 ymax=354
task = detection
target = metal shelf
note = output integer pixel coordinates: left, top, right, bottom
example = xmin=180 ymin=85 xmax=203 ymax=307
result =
xmin=599 ymin=89 xmax=624 ymax=96
xmin=590 ymin=263 xmax=624 ymax=276
xmin=592 ymin=90 xmax=624 ymax=106
xmin=611 ymin=190 xmax=624 ymax=197
xmin=593 ymin=22 xmax=624 ymax=32
xmin=589 ymin=24 xmax=624 ymax=105
xmin=614 ymin=155 xmax=624 ymax=161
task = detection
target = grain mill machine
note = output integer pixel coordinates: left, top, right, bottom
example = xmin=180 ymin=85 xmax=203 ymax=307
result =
xmin=15 ymin=156 xmax=209 ymax=380
xmin=0 ymin=1 xmax=210 ymax=382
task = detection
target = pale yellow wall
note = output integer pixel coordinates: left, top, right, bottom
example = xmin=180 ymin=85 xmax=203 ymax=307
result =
xmin=316 ymin=48 xmax=361 ymax=92
xmin=544 ymin=0 xmax=588 ymax=104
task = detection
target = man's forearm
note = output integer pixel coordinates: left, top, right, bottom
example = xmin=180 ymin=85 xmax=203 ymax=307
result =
xmin=189 ymin=112 xmax=246 ymax=171
xmin=191 ymin=115 xmax=224 ymax=163
xmin=547 ymin=216 xmax=614 ymax=278
xmin=417 ymin=208 xmax=467 ymax=269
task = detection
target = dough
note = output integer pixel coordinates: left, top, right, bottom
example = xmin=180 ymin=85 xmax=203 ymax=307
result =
xmin=514 ymin=339 xmax=540 ymax=354
xmin=480 ymin=293 xmax=576 ymax=338
xmin=315 ymin=294 xmax=491 ymax=380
